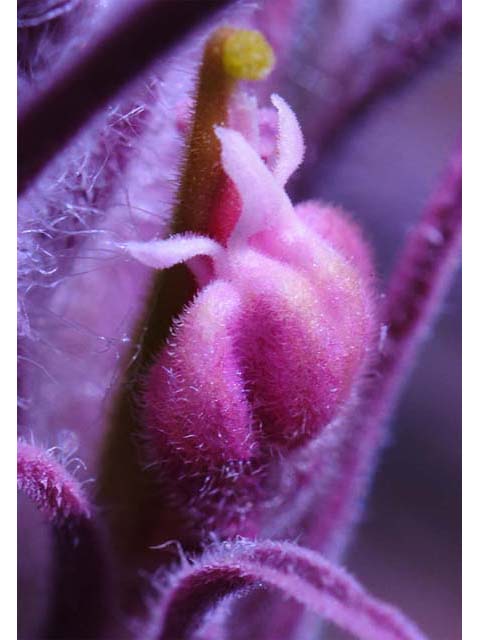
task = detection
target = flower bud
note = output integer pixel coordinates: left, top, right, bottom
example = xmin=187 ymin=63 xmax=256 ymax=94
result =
xmin=127 ymin=95 xmax=377 ymax=476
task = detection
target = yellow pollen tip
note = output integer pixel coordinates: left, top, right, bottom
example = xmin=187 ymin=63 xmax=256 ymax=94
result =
xmin=222 ymin=29 xmax=275 ymax=80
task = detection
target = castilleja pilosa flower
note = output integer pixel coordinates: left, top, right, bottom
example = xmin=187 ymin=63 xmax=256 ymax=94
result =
xmin=122 ymin=30 xmax=377 ymax=543
xmin=17 ymin=2 xmax=461 ymax=640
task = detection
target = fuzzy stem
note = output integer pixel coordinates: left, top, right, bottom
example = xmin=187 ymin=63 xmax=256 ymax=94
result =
xmin=145 ymin=539 xmax=428 ymax=640
xmin=17 ymin=441 xmax=109 ymax=639
xmin=18 ymin=0 xmax=232 ymax=195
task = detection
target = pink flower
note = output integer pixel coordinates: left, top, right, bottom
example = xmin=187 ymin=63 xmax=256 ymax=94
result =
xmin=126 ymin=95 xmax=377 ymax=478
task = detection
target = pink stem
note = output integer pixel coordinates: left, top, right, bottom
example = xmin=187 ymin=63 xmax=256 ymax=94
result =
xmin=17 ymin=441 xmax=109 ymax=639
xmin=18 ymin=0 xmax=232 ymax=195
xmin=145 ymin=539 xmax=428 ymax=640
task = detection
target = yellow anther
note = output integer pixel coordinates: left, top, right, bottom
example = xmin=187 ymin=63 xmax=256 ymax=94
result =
xmin=222 ymin=30 xmax=275 ymax=80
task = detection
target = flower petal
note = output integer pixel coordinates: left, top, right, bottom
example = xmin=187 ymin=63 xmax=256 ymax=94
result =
xmin=143 ymin=280 xmax=256 ymax=468
xmin=271 ymin=93 xmax=305 ymax=186
xmin=123 ymin=234 xmax=223 ymax=270
xmin=215 ymin=126 xmax=294 ymax=245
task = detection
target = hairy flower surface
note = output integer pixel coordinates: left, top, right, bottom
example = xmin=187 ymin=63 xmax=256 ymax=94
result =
xmin=128 ymin=94 xmax=377 ymax=477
